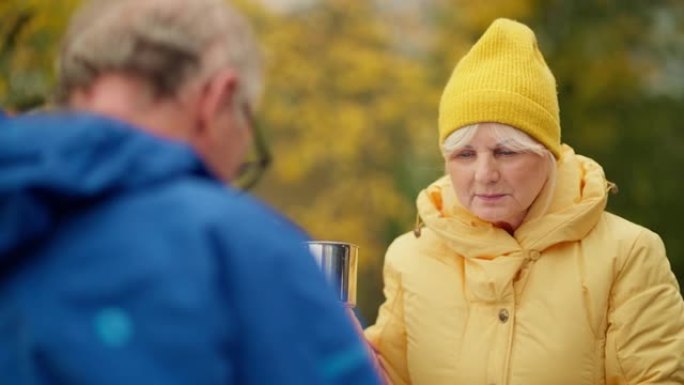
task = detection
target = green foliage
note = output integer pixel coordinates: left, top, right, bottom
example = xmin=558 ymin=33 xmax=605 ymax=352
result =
xmin=527 ymin=1 xmax=684 ymax=290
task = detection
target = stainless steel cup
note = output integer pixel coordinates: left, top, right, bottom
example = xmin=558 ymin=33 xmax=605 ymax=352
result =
xmin=306 ymin=241 xmax=358 ymax=308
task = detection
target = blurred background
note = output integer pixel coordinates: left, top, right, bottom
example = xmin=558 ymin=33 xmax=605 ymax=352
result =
xmin=2 ymin=0 xmax=683 ymax=324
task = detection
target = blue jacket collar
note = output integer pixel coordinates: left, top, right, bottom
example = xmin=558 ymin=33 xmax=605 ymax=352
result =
xmin=0 ymin=111 xmax=216 ymax=256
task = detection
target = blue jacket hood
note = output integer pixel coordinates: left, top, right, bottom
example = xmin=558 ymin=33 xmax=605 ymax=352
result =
xmin=0 ymin=112 xmax=213 ymax=257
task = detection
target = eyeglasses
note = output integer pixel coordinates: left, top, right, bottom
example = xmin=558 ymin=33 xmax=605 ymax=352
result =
xmin=232 ymin=104 xmax=271 ymax=191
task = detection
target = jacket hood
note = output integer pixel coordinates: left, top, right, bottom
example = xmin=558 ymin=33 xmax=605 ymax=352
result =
xmin=417 ymin=145 xmax=610 ymax=259
xmin=416 ymin=145 xmax=611 ymax=300
xmin=0 ymin=112 xmax=212 ymax=257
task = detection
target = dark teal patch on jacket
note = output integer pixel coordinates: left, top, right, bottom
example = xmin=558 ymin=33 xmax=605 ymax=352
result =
xmin=320 ymin=345 xmax=370 ymax=379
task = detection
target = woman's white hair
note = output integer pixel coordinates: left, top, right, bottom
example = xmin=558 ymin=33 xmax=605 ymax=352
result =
xmin=442 ymin=122 xmax=558 ymax=219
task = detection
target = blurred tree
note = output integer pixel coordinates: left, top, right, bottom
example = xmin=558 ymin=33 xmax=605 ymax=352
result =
xmin=530 ymin=0 xmax=684 ymax=290
xmin=243 ymin=0 xmax=438 ymax=320
xmin=0 ymin=0 xmax=79 ymax=111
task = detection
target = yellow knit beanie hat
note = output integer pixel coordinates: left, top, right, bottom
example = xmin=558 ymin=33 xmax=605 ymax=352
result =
xmin=438 ymin=18 xmax=561 ymax=158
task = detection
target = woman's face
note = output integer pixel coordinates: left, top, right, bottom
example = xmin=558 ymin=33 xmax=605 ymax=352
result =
xmin=446 ymin=124 xmax=549 ymax=230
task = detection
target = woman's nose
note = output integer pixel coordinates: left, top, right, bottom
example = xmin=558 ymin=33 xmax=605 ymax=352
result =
xmin=474 ymin=156 xmax=500 ymax=183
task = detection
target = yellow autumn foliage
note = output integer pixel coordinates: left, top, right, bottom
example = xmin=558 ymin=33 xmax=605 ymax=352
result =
xmin=248 ymin=0 xmax=439 ymax=278
xmin=0 ymin=0 xmax=79 ymax=110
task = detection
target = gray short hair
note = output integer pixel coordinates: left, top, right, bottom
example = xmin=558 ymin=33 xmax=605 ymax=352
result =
xmin=55 ymin=0 xmax=263 ymax=106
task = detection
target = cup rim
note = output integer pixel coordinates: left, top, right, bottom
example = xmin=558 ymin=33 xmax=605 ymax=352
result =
xmin=305 ymin=240 xmax=359 ymax=248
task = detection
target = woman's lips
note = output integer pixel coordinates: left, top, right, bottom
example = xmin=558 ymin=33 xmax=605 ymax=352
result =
xmin=475 ymin=194 xmax=506 ymax=202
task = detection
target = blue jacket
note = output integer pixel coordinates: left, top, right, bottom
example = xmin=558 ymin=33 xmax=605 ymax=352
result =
xmin=0 ymin=113 xmax=381 ymax=385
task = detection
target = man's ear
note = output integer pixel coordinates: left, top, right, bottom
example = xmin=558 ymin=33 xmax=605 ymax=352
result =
xmin=194 ymin=69 xmax=241 ymax=136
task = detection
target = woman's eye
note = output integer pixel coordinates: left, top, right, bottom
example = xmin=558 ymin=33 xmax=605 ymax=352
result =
xmin=494 ymin=149 xmax=517 ymax=156
xmin=451 ymin=151 xmax=475 ymax=159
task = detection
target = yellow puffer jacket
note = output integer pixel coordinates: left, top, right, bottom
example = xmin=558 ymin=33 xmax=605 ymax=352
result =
xmin=365 ymin=146 xmax=684 ymax=385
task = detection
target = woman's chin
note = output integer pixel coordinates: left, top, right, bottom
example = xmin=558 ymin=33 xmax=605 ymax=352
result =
xmin=474 ymin=210 xmax=507 ymax=225
xmin=474 ymin=211 xmax=518 ymax=233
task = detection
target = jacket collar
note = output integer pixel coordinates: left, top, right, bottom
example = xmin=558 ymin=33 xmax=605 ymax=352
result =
xmin=417 ymin=145 xmax=609 ymax=260
xmin=0 ymin=111 xmax=216 ymax=257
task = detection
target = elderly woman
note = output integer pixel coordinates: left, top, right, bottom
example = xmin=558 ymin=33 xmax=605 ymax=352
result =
xmin=365 ymin=18 xmax=684 ymax=385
